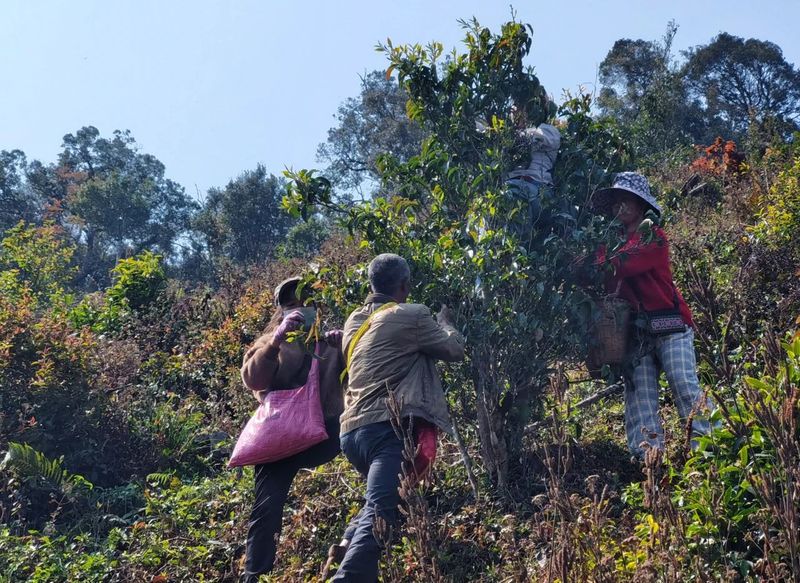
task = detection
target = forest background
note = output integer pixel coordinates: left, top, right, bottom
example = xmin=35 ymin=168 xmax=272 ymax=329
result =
xmin=2 ymin=5 xmax=800 ymax=582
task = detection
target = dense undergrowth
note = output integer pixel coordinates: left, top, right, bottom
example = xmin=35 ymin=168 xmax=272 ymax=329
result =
xmin=2 ymin=20 xmax=800 ymax=583
xmin=2 ymin=142 xmax=799 ymax=581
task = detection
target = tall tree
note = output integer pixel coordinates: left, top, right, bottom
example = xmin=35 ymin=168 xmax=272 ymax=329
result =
xmin=193 ymin=165 xmax=296 ymax=265
xmin=684 ymin=33 xmax=800 ymax=141
xmin=0 ymin=150 xmax=42 ymax=233
xmin=316 ymin=70 xmax=426 ymax=198
xmin=597 ymin=38 xmax=664 ymax=124
xmin=32 ymin=127 xmax=197 ymax=284
xmin=597 ymin=22 xmax=706 ymax=155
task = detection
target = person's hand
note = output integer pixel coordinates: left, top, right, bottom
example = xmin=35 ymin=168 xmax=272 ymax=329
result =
xmin=273 ymin=310 xmax=305 ymax=344
xmin=324 ymin=329 xmax=343 ymax=348
xmin=436 ymin=305 xmax=455 ymax=327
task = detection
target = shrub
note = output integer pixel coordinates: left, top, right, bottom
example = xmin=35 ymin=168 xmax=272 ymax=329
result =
xmin=68 ymin=251 xmax=166 ymax=333
xmin=106 ymin=251 xmax=166 ymax=310
xmin=750 ymin=151 xmax=800 ymax=250
xmin=0 ymin=222 xmax=76 ymax=306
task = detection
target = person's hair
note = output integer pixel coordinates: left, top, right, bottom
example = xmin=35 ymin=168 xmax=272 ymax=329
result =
xmin=263 ymin=308 xmax=285 ymax=340
xmin=368 ymin=253 xmax=410 ymax=295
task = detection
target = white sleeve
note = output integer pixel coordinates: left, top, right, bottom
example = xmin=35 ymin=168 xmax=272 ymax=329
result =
xmin=518 ymin=124 xmax=561 ymax=152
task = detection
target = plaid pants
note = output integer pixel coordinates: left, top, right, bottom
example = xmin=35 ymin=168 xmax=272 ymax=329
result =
xmin=624 ymin=328 xmax=712 ymax=457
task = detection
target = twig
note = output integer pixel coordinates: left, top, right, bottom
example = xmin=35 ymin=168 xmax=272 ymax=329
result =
xmin=525 ymin=381 xmax=625 ymax=434
xmin=451 ymin=422 xmax=481 ymax=501
xmin=573 ymin=381 xmax=625 ymax=409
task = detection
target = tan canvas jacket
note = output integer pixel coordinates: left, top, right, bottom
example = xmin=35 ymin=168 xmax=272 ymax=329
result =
xmin=340 ymin=293 xmax=465 ymax=434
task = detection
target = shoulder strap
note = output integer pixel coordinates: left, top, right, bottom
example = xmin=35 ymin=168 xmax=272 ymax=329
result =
xmin=340 ymin=302 xmax=397 ymax=382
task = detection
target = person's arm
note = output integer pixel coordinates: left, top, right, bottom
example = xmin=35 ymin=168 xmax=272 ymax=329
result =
xmin=324 ymin=329 xmax=345 ymax=373
xmin=240 ymin=310 xmax=305 ymax=392
xmin=241 ymin=335 xmax=281 ymax=392
xmin=416 ymin=305 xmax=465 ymax=362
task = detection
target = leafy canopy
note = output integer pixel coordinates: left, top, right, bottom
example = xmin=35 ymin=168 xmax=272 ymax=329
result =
xmin=685 ymin=32 xmax=800 ymax=139
xmin=193 ymin=165 xmax=296 ymax=265
xmin=316 ymin=70 xmax=427 ymax=199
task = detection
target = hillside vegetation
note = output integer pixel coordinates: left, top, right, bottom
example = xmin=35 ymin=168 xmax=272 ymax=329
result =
xmin=1 ymin=18 xmax=799 ymax=582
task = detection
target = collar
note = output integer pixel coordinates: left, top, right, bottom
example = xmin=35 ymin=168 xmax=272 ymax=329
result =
xmin=365 ymin=292 xmax=398 ymax=305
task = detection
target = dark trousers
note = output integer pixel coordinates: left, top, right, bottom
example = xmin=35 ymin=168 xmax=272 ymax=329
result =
xmin=243 ymin=417 xmax=341 ymax=583
xmin=332 ymin=421 xmax=404 ymax=583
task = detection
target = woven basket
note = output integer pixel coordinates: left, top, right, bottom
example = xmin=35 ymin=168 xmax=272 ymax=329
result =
xmin=588 ymin=297 xmax=631 ymax=366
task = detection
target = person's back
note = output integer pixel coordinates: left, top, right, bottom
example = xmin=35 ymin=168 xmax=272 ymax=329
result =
xmin=341 ymin=297 xmax=463 ymax=435
xmin=330 ymin=254 xmax=464 ymax=582
xmin=507 ymin=122 xmax=561 ymax=186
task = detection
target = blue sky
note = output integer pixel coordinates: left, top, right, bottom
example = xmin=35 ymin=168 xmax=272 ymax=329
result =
xmin=2 ymin=1 xmax=798 ymax=198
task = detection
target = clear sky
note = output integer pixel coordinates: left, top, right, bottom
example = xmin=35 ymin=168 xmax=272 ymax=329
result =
xmin=2 ymin=1 xmax=798 ymax=198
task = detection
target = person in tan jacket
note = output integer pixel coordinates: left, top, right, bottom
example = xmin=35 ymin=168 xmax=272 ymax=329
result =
xmin=331 ymin=253 xmax=465 ymax=582
xmin=239 ymin=276 xmax=345 ymax=582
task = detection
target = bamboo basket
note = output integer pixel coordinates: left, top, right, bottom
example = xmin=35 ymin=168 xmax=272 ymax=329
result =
xmin=588 ymin=296 xmax=631 ymax=366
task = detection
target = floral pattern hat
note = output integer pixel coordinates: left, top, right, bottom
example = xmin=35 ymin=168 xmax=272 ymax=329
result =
xmin=591 ymin=171 xmax=662 ymax=217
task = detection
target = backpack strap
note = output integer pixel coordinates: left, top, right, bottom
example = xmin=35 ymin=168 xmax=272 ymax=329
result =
xmin=340 ymin=302 xmax=397 ymax=383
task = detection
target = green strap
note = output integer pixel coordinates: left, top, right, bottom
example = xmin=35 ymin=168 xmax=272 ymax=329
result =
xmin=340 ymin=302 xmax=397 ymax=383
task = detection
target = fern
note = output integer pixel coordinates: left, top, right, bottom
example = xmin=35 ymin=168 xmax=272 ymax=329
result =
xmin=146 ymin=471 xmax=176 ymax=487
xmin=0 ymin=442 xmax=94 ymax=494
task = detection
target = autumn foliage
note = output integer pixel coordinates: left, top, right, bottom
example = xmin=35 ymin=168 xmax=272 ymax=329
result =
xmin=690 ymin=137 xmax=747 ymax=176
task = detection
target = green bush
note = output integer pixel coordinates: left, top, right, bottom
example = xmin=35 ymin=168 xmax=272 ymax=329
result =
xmin=0 ymin=222 xmax=76 ymax=305
xmin=106 ymin=251 xmax=166 ymax=310
xmin=68 ymin=251 xmax=166 ymax=333
xmin=750 ymin=152 xmax=800 ymax=250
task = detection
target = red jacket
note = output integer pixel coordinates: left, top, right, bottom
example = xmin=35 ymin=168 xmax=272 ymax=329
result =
xmin=598 ymin=227 xmax=694 ymax=327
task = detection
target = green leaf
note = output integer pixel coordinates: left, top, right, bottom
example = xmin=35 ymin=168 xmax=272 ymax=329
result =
xmin=738 ymin=444 xmax=749 ymax=466
xmin=744 ymin=376 xmax=773 ymax=392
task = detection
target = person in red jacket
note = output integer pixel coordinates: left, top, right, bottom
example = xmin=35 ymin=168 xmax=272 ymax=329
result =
xmin=592 ymin=172 xmax=713 ymax=459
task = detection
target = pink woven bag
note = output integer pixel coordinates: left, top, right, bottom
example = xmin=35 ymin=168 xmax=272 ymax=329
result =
xmin=228 ymin=344 xmax=328 ymax=467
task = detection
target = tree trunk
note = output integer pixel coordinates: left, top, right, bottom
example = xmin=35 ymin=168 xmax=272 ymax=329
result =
xmin=471 ymin=350 xmax=509 ymax=492
xmin=75 ymin=228 xmax=97 ymax=288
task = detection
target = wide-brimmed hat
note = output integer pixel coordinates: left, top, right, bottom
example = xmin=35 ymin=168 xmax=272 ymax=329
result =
xmin=591 ymin=172 xmax=662 ymax=217
xmin=273 ymin=276 xmax=303 ymax=307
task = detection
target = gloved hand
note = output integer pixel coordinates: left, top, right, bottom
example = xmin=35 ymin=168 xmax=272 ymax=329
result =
xmin=324 ymin=329 xmax=343 ymax=348
xmin=273 ymin=310 xmax=306 ymax=344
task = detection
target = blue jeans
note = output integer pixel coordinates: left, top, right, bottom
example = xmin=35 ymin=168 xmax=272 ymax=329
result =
xmin=332 ymin=421 xmax=404 ymax=582
xmin=506 ymin=177 xmax=551 ymax=230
